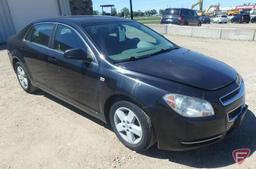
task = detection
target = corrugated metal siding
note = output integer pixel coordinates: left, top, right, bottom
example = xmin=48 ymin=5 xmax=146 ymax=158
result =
xmin=58 ymin=0 xmax=71 ymax=16
xmin=0 ymin=0 xmax=70 ymax=43
xmin=0 ymin=0 xmax=16 ymax=43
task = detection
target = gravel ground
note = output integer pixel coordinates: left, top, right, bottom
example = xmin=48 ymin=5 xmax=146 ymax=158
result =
xmin=0 ymin=36 xmax=255 ymax=169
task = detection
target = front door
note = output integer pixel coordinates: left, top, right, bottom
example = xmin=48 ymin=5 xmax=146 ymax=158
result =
xmin=47 ymin=24 xmax=100 ymax=112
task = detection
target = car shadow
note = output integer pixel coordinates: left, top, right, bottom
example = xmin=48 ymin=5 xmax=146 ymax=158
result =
xmin=35 ymin=90 xmax=108 ymax=127
xmin=141 ymin=109 xmax=256 ymax=168
xmin=35 ymin=90 xmax=255 ymax=168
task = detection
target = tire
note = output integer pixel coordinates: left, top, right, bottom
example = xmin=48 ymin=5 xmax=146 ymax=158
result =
xmin=15 ymin=62 xmax=37 ymax=93
xmin=109 ymin=101 xmax=154 ymax=152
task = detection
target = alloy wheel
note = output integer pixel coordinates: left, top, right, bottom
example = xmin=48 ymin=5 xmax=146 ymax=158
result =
xmin=114 ymin=107 xmax=143 ymax=145
xmin=16 ymin=66 xmax=28 ymax=89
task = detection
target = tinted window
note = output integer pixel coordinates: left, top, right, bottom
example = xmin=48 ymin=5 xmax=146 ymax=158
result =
xmin=181 ymin=9 xmax=189 ymax=16
xmin=26 ymin=24 xmax=54 ymax=46
xmin=164 ymin=9 xmax=180 ymax=15
xmin=53 ymin=25 xmax=84 ymax=52
xmin=83 ymin=21 xmax=175 ymax=62
xmin=193 ymin=10 xmax=198 ymax=17
xmin=181 ymin=9 xmax=196 ymax=17
xmin=187 ymin=10 xmax=195 ymax=16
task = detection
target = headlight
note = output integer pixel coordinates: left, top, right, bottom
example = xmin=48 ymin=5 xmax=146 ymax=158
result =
xmin=163 ymin=94 xmax=214 ymax=118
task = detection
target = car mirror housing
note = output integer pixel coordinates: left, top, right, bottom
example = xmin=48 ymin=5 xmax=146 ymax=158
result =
xmin=64 ymin=48 xmax=89 ymax=61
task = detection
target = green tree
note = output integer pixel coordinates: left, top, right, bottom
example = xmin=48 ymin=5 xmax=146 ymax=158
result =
xmin=111 ymin=8 xmax=117 ymax=16
xmin=159 ymin=9 xmax=165 ymax=15
xmin=144 ymin=10 xmax=151 ymax=16
xmin=121 ymin=7 xmax=130 ymax=17
xmin=69 ymin=0 xmax=93 ymax=15
xmin=133 ymin=10 xmax=144 ymax=17
xmin=150 ymin=9 xmax=157 ymax=16
xmin=93 ymin=10 xmax=99 ymax=15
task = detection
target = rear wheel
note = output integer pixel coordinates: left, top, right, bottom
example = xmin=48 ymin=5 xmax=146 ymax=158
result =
xmin=15 ymin=62 xmax=37 ymax=93
xmin=109 ymin=101 xmax=154 ymax=151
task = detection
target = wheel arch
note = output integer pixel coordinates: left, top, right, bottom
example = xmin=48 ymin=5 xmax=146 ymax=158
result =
xmin=103 ymin=94 xmax=144 ymax=125
xmin=104 ymin=94 xmax=156 ymax=149
xmin=10 ymin=49 xmax=25 ymax=70
xmin=11 ymin=54 xmax=33 ymax=81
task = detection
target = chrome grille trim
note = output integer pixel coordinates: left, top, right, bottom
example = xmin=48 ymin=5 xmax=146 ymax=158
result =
xmin=181 ymin=135 xmax=223 ymax=145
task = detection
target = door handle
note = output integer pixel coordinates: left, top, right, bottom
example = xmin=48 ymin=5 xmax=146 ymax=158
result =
xmin=21 ymin=46 xmax=27 ymax=50
xmin=47 ymin=56 xmax=57 ymax=63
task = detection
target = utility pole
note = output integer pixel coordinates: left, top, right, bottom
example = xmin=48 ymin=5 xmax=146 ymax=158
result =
xmin=129 ymin=0 xmax=133 ymax=20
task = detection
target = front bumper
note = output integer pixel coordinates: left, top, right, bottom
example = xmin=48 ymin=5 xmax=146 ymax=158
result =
xmin=161 ymin=19 xmax=181 ymax=25
xmin=179 ymin=105 xmax=247 ymax=148
xmin=147 ymin=81 xmax=247 ymax=151
xmin=150 ymin=104 xmax=247 ymax=151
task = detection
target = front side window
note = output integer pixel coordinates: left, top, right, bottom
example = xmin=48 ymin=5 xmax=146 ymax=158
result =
xmin=53 ymin=25 xmax=85 ymax=52
xmin=26 ymin=24 xmax=54 ymax=46
xmin=83 ymin=21 xmax=176 ymax=63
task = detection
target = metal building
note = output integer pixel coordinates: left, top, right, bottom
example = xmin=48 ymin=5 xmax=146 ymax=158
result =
xmin=0 ymin=0 xmax=71 ymax=43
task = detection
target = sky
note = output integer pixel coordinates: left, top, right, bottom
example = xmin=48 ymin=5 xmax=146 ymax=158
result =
xmin=92 ymin=0 xmax=255 ymax=12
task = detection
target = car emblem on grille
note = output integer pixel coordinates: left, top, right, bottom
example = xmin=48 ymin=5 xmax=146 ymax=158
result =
xmin=232 ymin=148 xmax=251 ymax=164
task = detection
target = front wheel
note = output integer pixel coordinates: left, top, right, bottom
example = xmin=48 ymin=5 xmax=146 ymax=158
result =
xmin=15 ymin=62 xmax=37 ymax=93
xmin=109 ymin=101 xmax=154 ymax=152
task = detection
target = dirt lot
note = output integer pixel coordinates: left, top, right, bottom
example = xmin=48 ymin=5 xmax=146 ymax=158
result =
xmin=0 ymin=36 xmax=255 ymax=169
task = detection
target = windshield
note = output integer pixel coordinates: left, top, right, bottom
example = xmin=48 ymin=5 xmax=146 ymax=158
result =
xmin=82 ymin=21 xmax=176 ymax=62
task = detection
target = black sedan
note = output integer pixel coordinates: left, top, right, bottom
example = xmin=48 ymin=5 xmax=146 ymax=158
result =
xmin=199 ymin=15 xmax=211 ymax=24
xmin=7 ymin=16 xmax=247 ymax=151
xmin=251 ymin=16 xmax=256 ymax=23
xmin=231 ymin=14 xmax=251 ymax=23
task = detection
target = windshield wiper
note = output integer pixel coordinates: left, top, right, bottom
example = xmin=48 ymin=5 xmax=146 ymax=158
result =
xmin=114 ymin=47 xmax=179 ymax=64
xmin=150 ymin=47 xmax=179 ymax=56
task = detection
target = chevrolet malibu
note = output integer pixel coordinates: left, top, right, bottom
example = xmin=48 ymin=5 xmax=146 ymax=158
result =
xmin=7 ymin=16 xmax=247 ymax=151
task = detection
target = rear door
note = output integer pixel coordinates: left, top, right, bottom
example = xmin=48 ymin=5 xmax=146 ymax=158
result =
xmin=21 ymin=23 xmax=56 ymax=87
xmin=192 ymin=10 xmax=200 ymax=25
xmin=181 ymin=9 xmax=192 ymax=25
xmin=163 ymin=8 xmax=180 ymax=24
xmin=184 ymin=10 xmax=197 ymax=25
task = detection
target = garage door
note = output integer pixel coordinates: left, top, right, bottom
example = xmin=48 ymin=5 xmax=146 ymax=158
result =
xmin=7 ymin=0 xmax=61 ymax=32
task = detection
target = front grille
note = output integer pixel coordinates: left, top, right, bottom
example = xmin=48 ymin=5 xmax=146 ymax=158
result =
xmin=219 ymin=81 xmax=244 ymax=106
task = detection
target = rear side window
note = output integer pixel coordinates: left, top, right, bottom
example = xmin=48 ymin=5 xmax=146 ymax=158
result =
xmin=53 ymin=25 xmax=85 ymax=52
xmin=193 ymin=10 xmax=198 ymax=17
xmin=25 ymin=24 xmax=54 ymax=46
xmin=182 ymin=10 xmax=195 ymax=17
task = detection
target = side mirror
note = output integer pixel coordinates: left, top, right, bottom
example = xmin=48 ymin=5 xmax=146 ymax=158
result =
xmin=64 ymin=48 xmax=89 ymax=61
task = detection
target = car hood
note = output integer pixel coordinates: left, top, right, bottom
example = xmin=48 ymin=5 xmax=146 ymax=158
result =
xmin=117 ymin=48 xmax=237 ymax=91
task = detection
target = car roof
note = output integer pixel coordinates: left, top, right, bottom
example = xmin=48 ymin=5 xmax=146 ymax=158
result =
xmin=33 ymin=15 xmax=131 ymax=26
xmin=165 ymin=8 xmax=193 ymax=11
